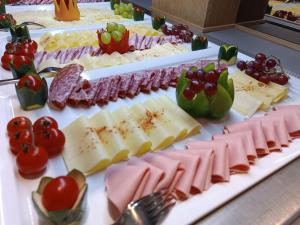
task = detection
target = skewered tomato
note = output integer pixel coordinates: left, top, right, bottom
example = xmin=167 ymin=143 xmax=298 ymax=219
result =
xmin=7 ymin=116 xmax=32 ymax=136
xmin=1 ymin=51 xmax=14 ymax=70
xmin=35 ymin=128 xmax=65 ymax=157
xmin=33 ymin=116 xmax=58 ymax=133
xmin=42 ymin=176 xmax=79 ymax=211
xmin=16 ymin=144 xmax=48 ymax=179
xmin=9 ymin=129 xmax=33 ymax=155
xmin=11 ymin=55 xmax=32 ymax=70
xmin=17 ymin=74 xmax=43 ymax=91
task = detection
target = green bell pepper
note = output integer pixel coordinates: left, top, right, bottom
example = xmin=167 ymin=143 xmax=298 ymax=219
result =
xmin=218 ymin=44 xmax=238 ymax=65
xmin=176 ymin=63 xmax=234 ymax=119
xmin=191 ymin=35 xmax=208 ymax=51
xmin=9 ymin=56 xmax=37 ymax=79
xmin=133 ymin=6 xmax=144 ymax=21
xmin=152 ymin=15 xmax=166 ymax=30
xmin=0 ymin=1 xmax=6 ymax=14
xmin=10 ymin=24 xmax=31 ymax=42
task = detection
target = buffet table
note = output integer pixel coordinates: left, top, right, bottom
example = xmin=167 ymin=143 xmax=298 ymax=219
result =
xmin=0 ymin=1 xmax=299 ymax=225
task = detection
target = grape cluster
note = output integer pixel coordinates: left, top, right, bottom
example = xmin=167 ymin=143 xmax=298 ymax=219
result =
xmin=183 ymin=68 xmax=224 ymax=100
xmin=273 ymin=10 xmax=299 ymax=21
xmin=161 ymin=24 xmax=193 ymax=43
xmin=236 ymin=53 xmax=289 ymax=85
xmin=100 ymin=23 xmax=126 ymax=44
xmin=114 ymin=2 xmax=133 ymax=19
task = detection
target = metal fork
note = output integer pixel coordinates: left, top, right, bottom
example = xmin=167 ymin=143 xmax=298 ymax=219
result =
xmin=113 ymin=190 xmax=176 ymax=225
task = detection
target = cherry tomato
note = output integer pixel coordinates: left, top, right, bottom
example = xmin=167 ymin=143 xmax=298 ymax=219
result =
xmin=1 ymin=51 xmax=14 ymax=70
xmin=14 ymin=46 xmax=35 ymax=59
xmin=0 ymin=14 xmax=7 ymax=21
xmin=9 ymin=129 xmax=33 ymax=155
xmin=33 ymin=116 xmax=58 ymax=133
xmin=42 ymin=176 xmax=79 ymax=211
xmin=17 ymin=74 xmax=43 ymax=91
xmin=5 ymin=42 xmax=14 ymax=53
xmin=7 ymin=116 xmax=32 ymax=136
xmin=27 ymin=40 xmax=38 ymax=53
xmin=16 ymin=144 xmax=48 ymax=179
xmin=11 ymin=55 xmax=32 ymax=70
xmin=35 ymin=128 xmax=65 ymax=157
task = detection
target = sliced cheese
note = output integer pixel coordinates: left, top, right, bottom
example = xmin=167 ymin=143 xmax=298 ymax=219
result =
xmin=232 ymin=91 xmax=263 ymax=117
xmin=111 ymin=106 xmax=152 ymax=156
xmin=90 ymin=110 xmax=129 ymax=163
xmin=62 ymin=116 xmax=110 ymax=175
xmin=129 ymin=104 xmax=175 ymax=151
xmin=143 ymin=98 xmax=189 ymax=140
xmin=157 ymin=96 xmax=201 ymax=137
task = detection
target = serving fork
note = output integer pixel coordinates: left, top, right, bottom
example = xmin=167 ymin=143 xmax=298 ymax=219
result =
xmin=113 ymin=190 xmax=176 ymax=225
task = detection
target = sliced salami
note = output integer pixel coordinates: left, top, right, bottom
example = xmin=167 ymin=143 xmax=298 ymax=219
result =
xmin=160 ymin=68 xmax=172 ymax=89
xmin=140 ymin=71 xmax=154 ymax=93
xmin=95 ymin=78 xmax=112 ymax=106
xmin=49 ymin=64 xmax=83 ymax=109
xmin=109 ymin=76 xmax=121 ymax=102
xmin=118 ymin=75 xmax=133 ymax=98
xmin=127 ymin=73 xmax=146 ymax=98
xmin=151 ymin=70 xmax=162 ymax=91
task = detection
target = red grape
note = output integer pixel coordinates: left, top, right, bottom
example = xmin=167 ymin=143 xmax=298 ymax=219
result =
xmin=183 ymin=87 xmax=196 ymax=100
xmin=276 ymin=74 xmax=288 ymax=85
xmin=204 ymin=82 xmax=217 ymax=96
xmin=269 ymin=74 xmax=279 ymax=83
xmin=258 ymin=75 xmax=270 ymax=84
xmin=186 ymin=70 xmax=196 ymax=80
xmin=255 ymin=53 xmax=266 ymax=63
xmin=196 ymin=69 xmax=206 ymax=81
xmin=252 ymin=72 xmax=260 ymax=80
xmin=237 ymin=60 xmax=247 ymax=71
xmin=245 ymin=68 xmax=255 ymax=76
xmin=266 ymin=59 xmax=277 ymax=69
xmin=190 ymin=80 xmax=204 ymax=93
xmin=205 ymin=70 xmax=219 ymax=83
xmin=253 ymin=61 xmax=263 ymax=72
xmin=247 ymin=61 xmax=256 ymax=69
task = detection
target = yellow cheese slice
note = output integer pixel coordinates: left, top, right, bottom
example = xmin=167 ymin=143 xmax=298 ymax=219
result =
xmin=143 ymin=98 xmax=189 ymax=140
xmin=129 ymin=104 xmax=175 ymax=151
xmin=157 ymin=96 xmax=201 ymax=137
xmin=90 ymin=110 xmax=129 ymax=163
xmin=232 ymin=91 xmax=263 ymax=117
xmin=62 ymin=116 xmax=110 ymax=175
xmin=111 ymin=106 xmax=152 ymax=156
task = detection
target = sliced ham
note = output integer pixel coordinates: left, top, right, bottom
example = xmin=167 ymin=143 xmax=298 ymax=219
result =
xmin=274 ymin=104 xmax=300 ymax=111
xmin=266 ymin=109 xmax=300 ymax=138
xmin=128 ymin=157 xmax=164 ymax=197
xmin=225 ymin=120 xmax=269 ymax=156
xmin=142 ymin=153 xmax=183 ymax=192
xmin=160 ymin=151 xmax=200 ymax=200
xmin=186 ymin=141 xmax=230 ymax=183
xmin=213 ymin=131 xmax=257 ymax=164
xmin=105 ymin=163 xmax=150 ymax=220
xmin=185 ymin=149 xmax=215 ymax=194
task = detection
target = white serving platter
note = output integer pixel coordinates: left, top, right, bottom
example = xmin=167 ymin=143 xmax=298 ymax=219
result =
xmin=1 ymin=2 xmax=151 ymax=35
xmin=0 ymin=50 xmax=300 ymax=225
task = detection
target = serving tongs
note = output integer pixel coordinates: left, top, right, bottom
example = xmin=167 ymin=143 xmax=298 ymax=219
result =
xmin=0 ymin=67 xmax=60 ymax=86
xmin=0 ymin=21 xmax=46 ymax=32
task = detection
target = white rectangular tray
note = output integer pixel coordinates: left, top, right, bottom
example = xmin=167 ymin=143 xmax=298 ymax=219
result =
xmin=0 ymin=51 xmax=300 ymax=225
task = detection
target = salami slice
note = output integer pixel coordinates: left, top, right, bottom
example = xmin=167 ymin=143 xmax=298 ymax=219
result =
xmin=160 ymin=68 xmax=172 ymax=89
xmin=140 ymin=71 xmax=154 ymax=93
xmin=95 ymin=78 xmax=112 ymax=106
xmin=109 ymin=76 xmax=121 ymax=102
xmin=151 ymin=70 xmax=162 ymax=91
xmin=118 ymin=75 xmax=133 ymax=98
xmin=127 ymin=73 xmax=146 ymax=98
xmin=129 ymin=34 xmax=138 ymax=51
xmin=49 ymin=64 xmax=83 ymax=109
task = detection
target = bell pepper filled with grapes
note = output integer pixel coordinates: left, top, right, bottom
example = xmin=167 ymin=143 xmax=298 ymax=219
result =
xmin=176 ymin=63 xmax=234 ymax=119
xmin=152 ymin=15 xmax=166 ymax=30
xmin=97 ymin=23 xmax=129 ymax=54
xmin=133 ymin=6 xmax=144 ymax=21
xmin=218 ymin=44 xmax=238 ymax=65
xmin=32 ymin=170 xmax=88 ymax=225
xmin=192 ymin=35 xmax=208 ymax=51
xmin=15 ymin=74 xmax=48 ymax=110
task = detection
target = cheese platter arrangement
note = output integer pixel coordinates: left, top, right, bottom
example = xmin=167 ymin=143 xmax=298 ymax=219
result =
xmin=0 ymin=2 xmax=300 ymax=225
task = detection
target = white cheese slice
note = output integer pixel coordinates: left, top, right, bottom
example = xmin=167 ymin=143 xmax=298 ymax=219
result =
xmin=90 ymin=110 xmax=129 ymax=163
xmin=62 ymin=116 xmax=111 ymax=175
xmin=129 ymin=104 xmax=175 ymax=151
xmin=111 ymin=106 xmax=152 ymax=156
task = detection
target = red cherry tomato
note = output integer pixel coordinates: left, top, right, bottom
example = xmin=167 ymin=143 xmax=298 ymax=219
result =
xmin=7 ymin=116 xmax=32 ymax=136
xmin=0 ymin=14 xmax=7 ymax=21
xmin=14 ymin=46 xmax=35 ymax=59
xmin=33 ymin=116 xmax=58 ymax=133
xmin=27 ymin=40 xmax=38 ymax=53
xmin=1 ymin=51 xmax=14 ymax=70
xmin=35 ymin=128 xmax=65 ymax=157
xmin=17 ymin=74 xmax=43 ymax=91
xmin=11 ymin=55 xmax=32 ymax=70
xmin=16 ymin=144 xmax=48 ymax=179
xmin=42 ymin=176 xmax=79 ymax=211
xmin=9 ymin=129 xmax=33 ymax=155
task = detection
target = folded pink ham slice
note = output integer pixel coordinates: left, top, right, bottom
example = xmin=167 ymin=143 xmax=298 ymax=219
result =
xmin=274 ymin=104 xmax=300 ymax=111
xmin=142 ymin=153 xmax=183 ymax=192
xmin=185 ymin=149 xmax=215 ymax=194
xmin=213 ymin=131 xmax=257 ymax=164
xmin=128 ymin=157 xmax=164 ymax=197
xmin=266 ymin=109 xmax=300 ymax=138
xmin=105 ymin=163 xmax=150 ymax=220
xmin=225 ymin=120 xmax=269 ymax=156
xmin=159 ymin=151 xmax=200 ymax=200
xmin=186 ymin=141 xmax=230 ymax=183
